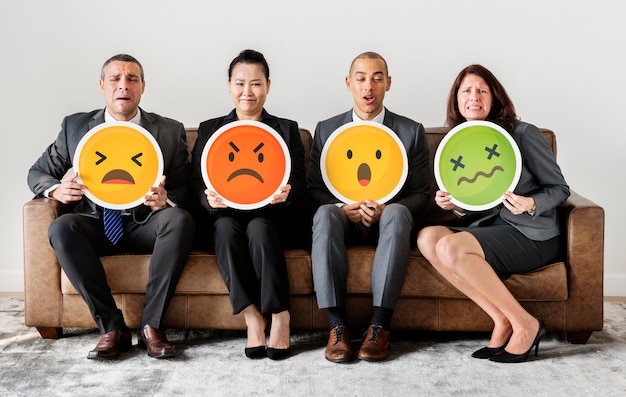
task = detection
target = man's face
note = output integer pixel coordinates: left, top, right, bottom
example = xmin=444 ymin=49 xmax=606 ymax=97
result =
xmin=99 ymin=61 xmax=145 ymax=121
xmin=345 ymin=58 xmax=391 ymax=121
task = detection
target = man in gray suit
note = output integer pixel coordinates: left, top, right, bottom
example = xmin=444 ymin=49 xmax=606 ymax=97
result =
xmin=27 ymin=54 xmax=194 ymax=360
xmin=308 ymin=52 xmax=430 ymax=362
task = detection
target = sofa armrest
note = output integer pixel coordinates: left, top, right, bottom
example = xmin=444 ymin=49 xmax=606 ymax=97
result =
xmin=558 ymin=190 xmax=605 ymax=331
xmin=22 ymin=198 xmax=65 ymax=328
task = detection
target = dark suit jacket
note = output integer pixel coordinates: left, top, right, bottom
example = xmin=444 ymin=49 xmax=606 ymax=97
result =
xmin=495 ymin=121 xmax=570 ymax=240
xmin=307 ymin=108 xmax=431 ymax=223
xmin=27 ymin=108 xmax=190 ymax=221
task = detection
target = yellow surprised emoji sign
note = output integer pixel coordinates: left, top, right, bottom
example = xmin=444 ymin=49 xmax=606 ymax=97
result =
xmin=321 ymin=121 xmax=408 ymax=204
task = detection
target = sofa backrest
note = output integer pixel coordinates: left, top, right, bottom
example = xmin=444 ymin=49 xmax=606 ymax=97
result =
xmin=185 ymin=126 xmax=556 ymax=225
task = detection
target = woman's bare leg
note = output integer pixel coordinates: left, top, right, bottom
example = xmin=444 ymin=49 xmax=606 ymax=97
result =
xmin=242 ymin=305 xmax=266 ymax=348
xmin=268 ymin=310 xmax=290 ymax=349
xmin=418 ymin=226 xmax=540 ymax=353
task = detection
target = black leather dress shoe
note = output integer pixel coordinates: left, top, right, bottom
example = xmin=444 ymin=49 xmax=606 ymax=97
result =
xmin=87 ymin=328 xmax=132 ymax=360
xmin=138 ymin=325 xmax=175 ymax=359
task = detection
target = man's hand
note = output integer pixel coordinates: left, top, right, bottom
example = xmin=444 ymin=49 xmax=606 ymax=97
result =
xmin=50 ymin=172 xmax=84 ymax=204
xmin=359 ymin=199 xmax=385 ymax=227
xmin=341 ymin=202 xmax=363 ymax=223
xmin=144 ymin=175 xmax=168 ymax=211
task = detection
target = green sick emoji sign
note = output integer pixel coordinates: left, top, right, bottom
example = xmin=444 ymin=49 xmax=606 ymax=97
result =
xmin=434 ymin=120 xmax=521 ymax=211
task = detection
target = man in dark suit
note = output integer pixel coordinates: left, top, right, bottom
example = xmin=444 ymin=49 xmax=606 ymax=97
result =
xmin=308 ymin=52 xmax=430 ymax=362
xmin=27 ymin=54 xmax=194 ymax=360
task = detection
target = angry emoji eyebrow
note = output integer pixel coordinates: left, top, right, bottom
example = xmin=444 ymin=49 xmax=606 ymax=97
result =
xmin=229 ymin=141 xmax=240 ymax=152
xmin=253 ymin=142 xmax=265 ymax=153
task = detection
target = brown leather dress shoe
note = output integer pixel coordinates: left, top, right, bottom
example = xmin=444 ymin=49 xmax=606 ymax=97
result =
xmin=325 ymin=324 xmax=352 ymax=363
xmin=138 ymin=325 xmax=175 ymax=359
xmin=357 ymin=324 xmax=390 ymax=362
xmin=87 ymin=328 xmax=132 ymax=360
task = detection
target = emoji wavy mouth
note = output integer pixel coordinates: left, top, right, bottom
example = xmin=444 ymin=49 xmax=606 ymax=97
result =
xmin=102 ymin=169 xmax=135 ymax=184
xmin=358 ymin=163 xmax=371 ymax=186
xmin=457 ymin=165 xmax=504 ymax=186
xmin=227 ymin=169 xmax=264 ymax=183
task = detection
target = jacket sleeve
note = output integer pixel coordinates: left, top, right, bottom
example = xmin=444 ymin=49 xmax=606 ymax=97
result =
xmin=163 ymin=121 xmax=191 ymax=209
xmin=27 ymin=116 xmax=76 ymax=197
xmin=307 ymin=121 xmax=342 ymax=206
xmin=393 ymin=123 xmax=431 ymax=222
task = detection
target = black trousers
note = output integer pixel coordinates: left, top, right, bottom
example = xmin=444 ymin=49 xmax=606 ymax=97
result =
xmin=48 ymin=208 xmax=194 ymax=334
xmin=212 ymin=211 xmax=290 ymax=315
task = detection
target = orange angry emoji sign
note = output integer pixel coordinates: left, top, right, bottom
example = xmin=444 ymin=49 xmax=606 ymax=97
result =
xmin=201 ymin=121 xmax=291 ymax=210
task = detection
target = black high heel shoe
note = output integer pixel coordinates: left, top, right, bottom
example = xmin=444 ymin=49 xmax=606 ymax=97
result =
xmin=266 ymin=346 xmax=291 ymax=360
xmin=489 ymin=318 xmax=546 ymax=363
xmin=472 ymin=344 xmax=506 ymax=359
xmin=472 ymin=334 xmax=512 ymax=359
xmin=244 ymin=346 xmax=267 ymax=359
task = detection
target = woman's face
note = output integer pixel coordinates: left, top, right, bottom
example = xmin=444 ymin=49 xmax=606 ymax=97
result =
xmin=229 ymin=62 xmax=270 ymax=120
xmin=457 ymin=74 xmax=492 ymax=121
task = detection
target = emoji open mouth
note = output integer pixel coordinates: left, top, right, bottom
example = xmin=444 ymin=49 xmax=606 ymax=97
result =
xmin=102 ymin=169 xmax=135 ymax=184
xmin=358 ymin=163 xmax=371 ymax=186
xmin=227 ymin=169 xmax=265 ymax=183
xmin=457 ymin=165 xmax=504 ymax=186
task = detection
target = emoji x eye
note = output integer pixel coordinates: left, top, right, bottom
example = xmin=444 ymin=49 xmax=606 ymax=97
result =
xmin=347 ymin=150 xmax=353 ymax=159
xmin=132 ymin=153 xmax=143 ymax=166
xmin=95 ymin=151 xmax=107 ymax=165
xmin=485 ymin=144 xmax=500 ymax=160
xmin=450 ymin=155 xmax=465 ymax=171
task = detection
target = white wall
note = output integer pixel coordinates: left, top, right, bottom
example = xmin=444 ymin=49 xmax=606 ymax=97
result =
xmin=2 ymin=0 xmax=623 ymax=295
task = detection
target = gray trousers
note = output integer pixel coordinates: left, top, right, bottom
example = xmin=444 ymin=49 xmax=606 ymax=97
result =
xmin=311 ymin=203 xmax=412 ymax=309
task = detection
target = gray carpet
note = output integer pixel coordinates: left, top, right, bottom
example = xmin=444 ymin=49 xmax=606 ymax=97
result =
xmin=1 ymin=297 xmax=625 ymax=397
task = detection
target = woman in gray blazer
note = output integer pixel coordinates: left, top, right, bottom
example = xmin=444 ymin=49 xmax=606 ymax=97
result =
xmin=417 ymin=64 xmax=569 ymax=363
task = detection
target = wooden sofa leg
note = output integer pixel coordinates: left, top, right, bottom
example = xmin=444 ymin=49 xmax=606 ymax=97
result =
xmin=36 ymin=327 xmax=63 ymax=339
xmin=567 ymin=331 xmax=592 ymax=344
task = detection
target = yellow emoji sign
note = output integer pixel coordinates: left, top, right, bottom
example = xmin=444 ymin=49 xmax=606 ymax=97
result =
xmin=321 ymin=121 xmax=408 ymax=204
xmin=74 ymin=122 xmax=163 ymax=209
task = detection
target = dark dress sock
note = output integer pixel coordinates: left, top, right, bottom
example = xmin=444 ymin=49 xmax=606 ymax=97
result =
xmin=371 ymin=306 xmax=394 ymax=330
xmin=326 ymin=307 xmax=346 ymax=329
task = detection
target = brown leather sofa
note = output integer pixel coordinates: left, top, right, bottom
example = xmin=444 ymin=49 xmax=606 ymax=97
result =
xmin=23 ymin=127 xmax=604 ymax=344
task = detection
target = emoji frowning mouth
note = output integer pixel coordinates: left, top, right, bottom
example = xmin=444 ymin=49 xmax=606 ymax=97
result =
xmin=457 ymin=165 xmax=504 ymax=186
xmin=102 ymin=169 xmax=135 ymax=185
xmin=227 ymin=168 xmax=265 ymax=183
xmin=358 ymin=163 xmax=371 ymax=186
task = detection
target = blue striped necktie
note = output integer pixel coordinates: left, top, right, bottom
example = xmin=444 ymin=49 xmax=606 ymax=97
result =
xmin=103 ymin=208 xmax=123 ymax=245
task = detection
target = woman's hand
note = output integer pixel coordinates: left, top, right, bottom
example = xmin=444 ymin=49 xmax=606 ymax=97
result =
xmin=503 ymin=192 xmax=535 ymax=215
xmin=270 ymin=184 xmax=291 ymax=205
xmin=205 ymin=189 xmax=227 ymax=209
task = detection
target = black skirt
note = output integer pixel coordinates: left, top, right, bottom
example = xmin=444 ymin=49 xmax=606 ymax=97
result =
xmin=451 ymin=216 xmax=562 ymax=278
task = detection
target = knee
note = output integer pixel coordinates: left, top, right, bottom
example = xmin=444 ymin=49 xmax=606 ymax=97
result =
xmin=416 ymin=227 xmax=439 ymax=260
xmin=161 ymin=208 xmax=195 ymax=238
xmin=48 ymin=215 xmax=79 ymax=248
xmin=380 ymin=203 xmax=412 ymax=229
xmin=313 ymin=204 xmax=343 ymax=231
xmin=417 ymin=227 xmax=458 ymax=270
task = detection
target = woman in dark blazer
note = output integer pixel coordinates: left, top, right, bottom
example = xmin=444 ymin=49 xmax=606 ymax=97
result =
xmin=190 ymin=50 xmax=306 ymax=360
xmin=417 ymin=64 xmax=569 ymax=363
